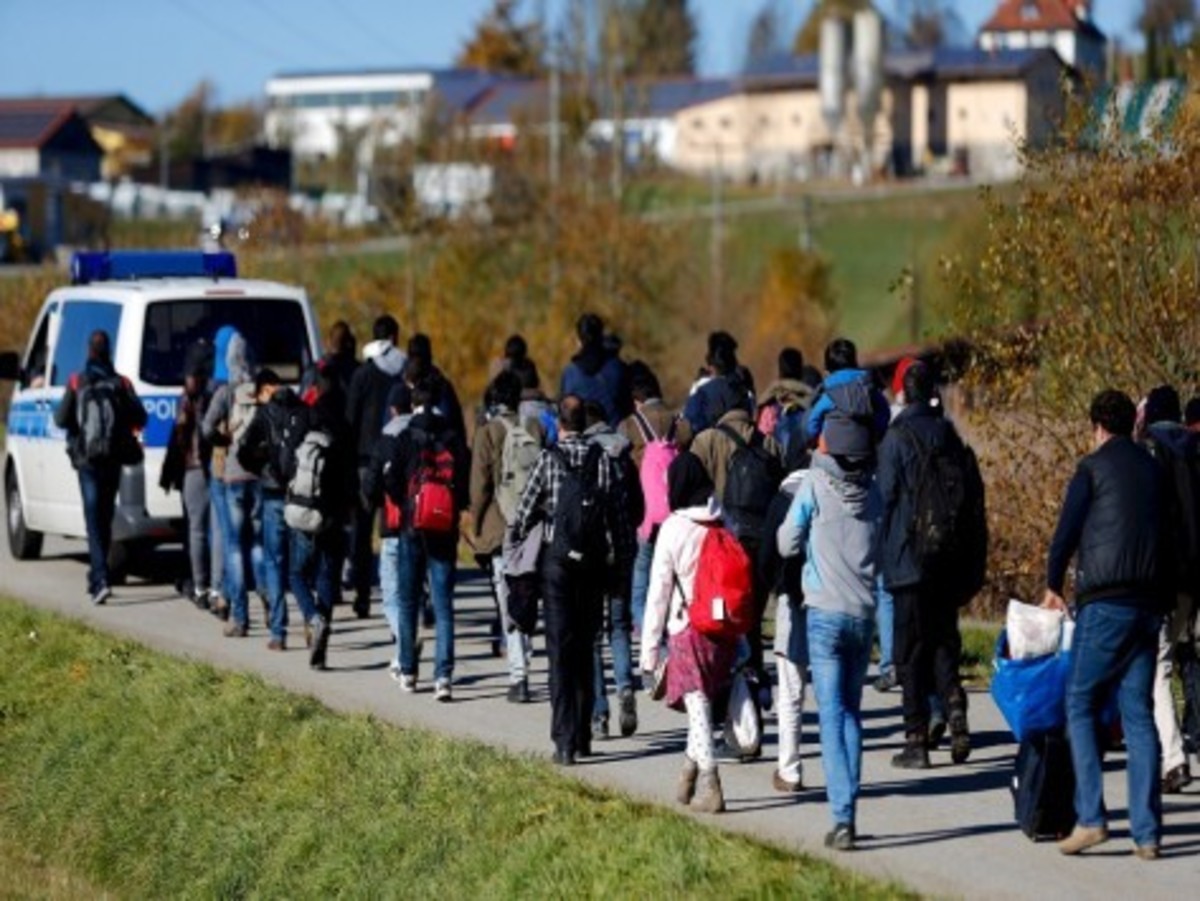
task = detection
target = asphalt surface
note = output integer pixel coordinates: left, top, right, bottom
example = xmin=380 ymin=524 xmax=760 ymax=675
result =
xmin=2 ymin=527 xmax=1198 ymax=899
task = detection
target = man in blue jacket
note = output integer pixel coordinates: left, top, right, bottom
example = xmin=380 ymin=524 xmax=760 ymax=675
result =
xmin=803 ymin=338 xmax=889 ymax=459
xmin=1045 ymin=389 xmax=1168 ymax=860
xmin=559 ymin=313 xmax=630 ymax=427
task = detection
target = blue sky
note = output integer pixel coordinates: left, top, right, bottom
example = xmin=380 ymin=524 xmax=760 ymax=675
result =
xmin=0 ymin=1 xmax=1135 ymax=113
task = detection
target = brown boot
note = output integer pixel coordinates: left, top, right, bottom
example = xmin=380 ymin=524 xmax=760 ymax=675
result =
xmin=1058 ymin=825 xmax=1108 ymax=855
xmin=691 ymin=769 xmax=726 ymax=814
xmin=676 ymin=759 xmax=699 ymax=805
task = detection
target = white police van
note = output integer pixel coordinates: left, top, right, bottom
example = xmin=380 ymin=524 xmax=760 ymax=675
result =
xmin=0 ymin=250 xmax=320 ymax=574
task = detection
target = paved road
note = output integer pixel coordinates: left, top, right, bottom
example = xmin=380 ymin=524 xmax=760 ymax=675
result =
xmin=2 ymin=529 xmax=1198 ymax=899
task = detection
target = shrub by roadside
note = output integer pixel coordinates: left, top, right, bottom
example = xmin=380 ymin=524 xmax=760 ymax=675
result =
xmin=0 ymin=599 xmax=913 ymax=900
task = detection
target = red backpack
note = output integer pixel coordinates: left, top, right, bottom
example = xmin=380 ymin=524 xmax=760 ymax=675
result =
xmin=408 ymin=429 xmax=458 ymax=534
xmin=687 ymin=524 xmax=754 ymax=642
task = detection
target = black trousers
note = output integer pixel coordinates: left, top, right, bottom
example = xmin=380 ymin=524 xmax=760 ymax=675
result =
xmin=543 ymin=560 xmax=603 ymax=752
xmin=351 ymin=465 xmax=376 ymax=606
xmin=894 ymin=585 xmax=966 ymax=735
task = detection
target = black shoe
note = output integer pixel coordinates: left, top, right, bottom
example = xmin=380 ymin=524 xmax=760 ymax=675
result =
xmin=1163 ymin=763 xmax=1192 ymax=794
xmin=949 ymin=712 xmax=971 ymax=764
xmin=506 ymin=679 xmax=531 ymax=704
xmin=892 ymin=739 xmax=931 ymax=770
xmin=309 ymin=617 xmax=331 ymax=670
xmin=575 ymin=735 xmax=593 ymax=758
xmin=874 ymin=669 xmax=897 ymax=693
xmin=352 ymin=596 xmax=370 ymax=620
xmin=553 ymin=745 xmax=576 ymax=767
xmin=824 ymin=823 xmax=855 ymax=851
xmin=618 ymin=688 xmax=638 ymax=737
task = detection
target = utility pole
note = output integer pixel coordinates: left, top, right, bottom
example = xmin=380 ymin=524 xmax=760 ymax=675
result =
xmin=548 ymin=14 xmax=562 ymax=309
xmin=710 ymin=142 xmax=724 ymax=326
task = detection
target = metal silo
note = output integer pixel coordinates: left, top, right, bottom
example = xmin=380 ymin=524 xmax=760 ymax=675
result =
xmin=820 ymin=16 xmax=848 ymax=134
xmin=853 ymin=8 xmax=885 ymax=172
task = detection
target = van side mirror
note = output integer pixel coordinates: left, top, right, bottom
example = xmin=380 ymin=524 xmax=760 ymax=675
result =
xmin=0 ymin=351 xmax=19 ymax=381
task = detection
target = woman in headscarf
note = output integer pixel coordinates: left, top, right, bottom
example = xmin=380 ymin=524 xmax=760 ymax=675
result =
xmin=641 ymin=451 xmax=738 ymax=815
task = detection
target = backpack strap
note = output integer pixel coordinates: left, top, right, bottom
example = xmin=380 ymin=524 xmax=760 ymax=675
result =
xmin=717 ymin=423 xmax=749 ymax=451
xmin=632 ymin=409 xmax=658 ymax=444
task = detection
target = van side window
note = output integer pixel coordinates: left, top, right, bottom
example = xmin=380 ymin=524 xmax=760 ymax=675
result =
xmin=50 ymin=301 xmax=122 ymax=387
xmin=23 ymin=304 xmax=55 ymax=388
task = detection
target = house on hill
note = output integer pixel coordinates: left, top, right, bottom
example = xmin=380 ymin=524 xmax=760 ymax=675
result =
xmin=0 ymin=100 xmax=103 ymax=182
xmin=978 ymin=0 xmax=1106 ymax=80
xmin=0 ymin=94 xmax=154 ymax=180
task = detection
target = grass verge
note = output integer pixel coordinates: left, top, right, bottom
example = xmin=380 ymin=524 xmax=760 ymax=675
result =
xmin=0 ymin=598 xmax=913 ymax=900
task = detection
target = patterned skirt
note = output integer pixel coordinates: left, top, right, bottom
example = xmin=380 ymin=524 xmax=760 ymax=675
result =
xmin=664 ymin=626 xmax=738 ymax=712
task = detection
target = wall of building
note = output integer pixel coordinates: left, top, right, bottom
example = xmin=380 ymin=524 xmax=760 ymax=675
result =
xmin=945 ymin=81 xmax=1028 ymax=180
xmin=0 ymin=149 xmax=39 ymax=178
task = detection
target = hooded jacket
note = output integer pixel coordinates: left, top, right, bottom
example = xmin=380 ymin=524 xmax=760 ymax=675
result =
xmin=55 ymin=357 xmax=146 ymax=470
xmin=640 ymin=496 xmax=723 ymax=670
xmin=361 ymin=411 xmax=413 ymax=540
xmin=757 ymin=378 xmax=816 ymax=434
xmin=201 ymin=331 xmax=257 ymax=483
xmin=1146 ymin=421 xmax=1200 ymax=592
xmin=347 ymin=340 xmax=407 ymax=465
xmin=778 ymin=453 xmax=881 ymax=621
xmin=803 ymin=368 xmax=890 ymax=458
xmin=559 ymin=344 xmax=630 ymax=426
xmin=876 ymin=402 xmax=964 ymax=592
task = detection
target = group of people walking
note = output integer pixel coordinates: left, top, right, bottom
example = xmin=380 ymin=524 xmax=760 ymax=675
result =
xmin=51 ymin=313 xmax=1199 ymax=858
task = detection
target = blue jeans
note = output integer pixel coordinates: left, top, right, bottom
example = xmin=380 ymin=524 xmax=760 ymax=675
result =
xmin=396 ymin=534 xmax=456 ymax=681
xmin=380 ymin=537 xmax=403 ymax=667
xmin=225 ymin=480 xmax=264 ymax=628
xmin=77 ymin=464 xmax=120 ymax=594
xmin=593 ymin=593 xmax=635 ymax=719
xmin=1066 ymin=601 xmax=1162 ymax=848
xmin=808 ymin=608 xmax=875 ymax=829
xmin=290 ymin=528 xmax=344 ymax=623
xmin=877 ymin=585 xmax=895 ymax=675
xmin=210 ymin=479 xmax=233 ymax=598
xmin=631 ymin=538 xmax=655 ymax=636
xmin=260 ymin=494 xmax=288 ymax=641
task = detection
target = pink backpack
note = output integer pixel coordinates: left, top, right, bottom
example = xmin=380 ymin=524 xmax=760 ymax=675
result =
xmin=633 ymin=411 xmax=679 ymax=542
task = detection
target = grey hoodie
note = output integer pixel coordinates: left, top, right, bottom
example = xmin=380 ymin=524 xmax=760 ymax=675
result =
xmin=777 ymin=453 xmax=880 ymax=621
xmin=202 ymin=333 xmax=256 ymax=483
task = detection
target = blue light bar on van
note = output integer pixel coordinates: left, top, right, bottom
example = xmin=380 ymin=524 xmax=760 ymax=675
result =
xmin=71 ymin=251 xmax=238 ymax=285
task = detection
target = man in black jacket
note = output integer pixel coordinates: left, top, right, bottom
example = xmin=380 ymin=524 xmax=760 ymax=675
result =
xmin=292 ymin=370 xmax=357 ymax=669
xmin=878 ymin=363 xmax=984 ymax=770
xmin=369 ymin=377 xmax=469 ymax=701
xmin=54 ymin=330 xmax=147 ymax=605
xmin=238 ymin=369 xmax=304 ymax=651
xmin=346 ymin=314 xmax=408 ymax=618
xmin=1045 ymin=390 xmax=1167 ymax=859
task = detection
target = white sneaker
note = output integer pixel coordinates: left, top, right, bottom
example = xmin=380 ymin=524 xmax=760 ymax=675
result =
xmin=434 ymin=679 xmax=452 ymax=703
xmin=91 ymin=586 xmax=111 ymax=606
xmin=387 ymin=661 xmax=403 ymax=684
xmin=399 ymin=674 xmax=416 ymax=694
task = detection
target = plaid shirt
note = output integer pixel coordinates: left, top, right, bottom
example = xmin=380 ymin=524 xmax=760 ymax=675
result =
xmin=509 ymin=433 xmax=637 ymax=569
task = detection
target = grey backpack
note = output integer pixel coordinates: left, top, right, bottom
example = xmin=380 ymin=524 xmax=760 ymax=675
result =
xmin=77 ymin=375 xmax=123 ymax=465
xmin=285 ymin=430 xmax=333 ymax=533
xmin=496 ymin=416 xmax=541 ymax=524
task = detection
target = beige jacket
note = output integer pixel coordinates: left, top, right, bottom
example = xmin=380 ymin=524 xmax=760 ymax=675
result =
xmin=689 ymin=409 xmax=783 ymax=500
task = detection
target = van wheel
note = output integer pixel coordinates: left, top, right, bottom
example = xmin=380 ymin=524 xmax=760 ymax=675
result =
xmin=6 ymin=469 xmax=43 ymax=560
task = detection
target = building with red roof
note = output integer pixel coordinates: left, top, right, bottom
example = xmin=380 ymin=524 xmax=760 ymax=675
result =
xmin=978 ymin=0 xmax=1106 ymax=79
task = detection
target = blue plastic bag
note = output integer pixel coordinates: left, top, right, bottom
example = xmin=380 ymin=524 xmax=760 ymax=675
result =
xmin=990 ymin=630 xmax=1071 ymax=741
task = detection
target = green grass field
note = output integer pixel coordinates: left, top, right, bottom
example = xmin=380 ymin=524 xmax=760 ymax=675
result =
xmin=0 ymin=599 xmax=913 ymax=899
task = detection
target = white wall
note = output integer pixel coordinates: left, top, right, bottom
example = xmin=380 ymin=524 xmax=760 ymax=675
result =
xmin=0 ymin=149 xmax=39 ymax=178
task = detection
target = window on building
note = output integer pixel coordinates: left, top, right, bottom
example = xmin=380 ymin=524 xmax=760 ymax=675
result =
xmin=692 ymin=118 xmax=705 ymax=130
xmin=792 ymin=113 xmax=802 ymax=126
xmin=1021 ymin=2 xmax=1039 ymax=21
xmin=719 ymin=117 xmax=732 ymax=129
xmin=959 ymin=108 xmax=969 ymax=121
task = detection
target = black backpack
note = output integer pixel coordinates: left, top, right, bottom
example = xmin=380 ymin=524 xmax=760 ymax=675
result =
xmin=1155 ymin=443 xmax=1200 ymax=589
xmin=719 ymin=425 xmax=783 ymax=544
xmin=549 ymin=444 xmax=607 ymax=568
xmin=901 ymin=423 xmax=988 ymax=603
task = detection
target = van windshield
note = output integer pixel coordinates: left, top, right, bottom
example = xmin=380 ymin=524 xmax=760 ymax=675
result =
xmin=141 ymin=298 xmax=312 ymax=386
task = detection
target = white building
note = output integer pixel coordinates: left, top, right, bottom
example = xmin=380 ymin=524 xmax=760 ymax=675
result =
xmin=264 ymin=68 xmax=496 ymax=160
xmin=978 ymin=0 xmax=1106 ymax=80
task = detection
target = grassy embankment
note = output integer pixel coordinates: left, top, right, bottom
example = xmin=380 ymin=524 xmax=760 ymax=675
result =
xmin=0 ymin=598 xmax=913 ymax=899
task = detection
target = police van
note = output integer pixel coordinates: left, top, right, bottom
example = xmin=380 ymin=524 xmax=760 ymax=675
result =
xmin=0 ymin=250 xmax=320 ymax=573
